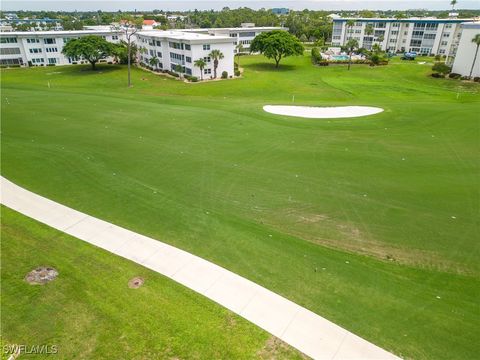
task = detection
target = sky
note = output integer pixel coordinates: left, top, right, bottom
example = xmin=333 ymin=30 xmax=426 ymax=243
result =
xmin=2 ymin=0 xmax=480 ymax=11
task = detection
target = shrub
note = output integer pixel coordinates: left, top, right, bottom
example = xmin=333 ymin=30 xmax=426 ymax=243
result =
xmin=460 ymin=76 xmax=470 ymax=80
xmin=47 ymin=63 xmax=55 ymax=66
xmin=449 ymin=73 xmax=461 ymax=79
xmin=473 ymin=77 xmax=480 ymax=83
xmin=190 ymin=76 xmax=198 ymax=82
xmin=311 ymin=47 xmax=322 ymax=64
xmin=434 ymin=55 xmax=441 ymax=61
xmin=432 ymin=62 xmax=451 ymax=76
xmin=318 ymin=61 xmax=329 ymax=66
xmin=431 ymin=73 xmax=444 ymax=78
xmin=234 ymin=63 xmax=238 ymax=70
xmin=107 ymin=61 xmax=113 ymax=64
xmin=221 ymin=71 xmax=228 ymax=79
xmin=235 ymin=70 xmax=241 ymax=77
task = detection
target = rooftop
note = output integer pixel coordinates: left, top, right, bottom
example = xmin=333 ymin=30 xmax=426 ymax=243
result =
xmin=0 ymin=29 xmax=121 ymax=36
xmin=334 ymin=17 xmax=475 ymax=23
xmin=136 ymin=30 xmax=232 ymax=42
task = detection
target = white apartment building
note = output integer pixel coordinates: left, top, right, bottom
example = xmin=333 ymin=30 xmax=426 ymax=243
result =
xmin=451 ymin=22 xmax=480 ymax=78
xmin=0 ymin=30 xmax=123 ymax=66
xmin=183 ymin=26 xmax=287 ymax=52
xmin=136 ymin=31 xmax=235 ymax=78
xmin=332 ymin=18 xmax=474 ymax=56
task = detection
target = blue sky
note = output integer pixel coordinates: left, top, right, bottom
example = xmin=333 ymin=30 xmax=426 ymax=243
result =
xmin=3 ymin=0 xmax=480 ymax=11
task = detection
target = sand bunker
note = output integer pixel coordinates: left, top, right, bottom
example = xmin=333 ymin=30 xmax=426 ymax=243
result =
xmin=263 ymin=105 xmax=383 ymax=119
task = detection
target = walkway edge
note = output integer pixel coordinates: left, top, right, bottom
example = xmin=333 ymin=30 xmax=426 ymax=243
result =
xmin=0 ymin=176 xmax=400 ymax=360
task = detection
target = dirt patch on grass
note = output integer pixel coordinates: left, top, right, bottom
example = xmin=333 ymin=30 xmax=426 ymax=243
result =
xmin=257 ymin=336 xmax=309 ymax=359
xmin=25 ymin=266 xmax=58 ymax=285
xmin=128 ymin=277 xmax=144 ymax=289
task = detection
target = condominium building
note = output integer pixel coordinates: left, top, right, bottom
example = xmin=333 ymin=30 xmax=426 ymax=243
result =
xmin=451 ymin=22 xmax=480 ymax=78
xmin=332 ymin=17 xmax=474 ymax=56
xmin=0 ymin=30 xmax=123 ymax=66
xmin=136 ymin=30 xmax=235 ymax=78
xmin=183 ymin=26 xmax=287 ymax=52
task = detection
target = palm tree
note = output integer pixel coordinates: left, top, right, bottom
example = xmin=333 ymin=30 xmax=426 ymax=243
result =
xmin=346 ymin=19 xmax=355 ymax=42
xmin=194 ymin=58 xmax=206 ymax=80
xmin=346 ymin=38 xmax=359 ymax=70
xmin=451 ymin=0 xmax=457 ymax=10
xmin=148 ymin=56 xmax=159 ymax=70
xmin=209 ymin=49 xmax=224 ymax=79
xmin=236 ymin=43 xmax=244 ymax=68
xmin=469 ymin=34 xmax=480 ymax=79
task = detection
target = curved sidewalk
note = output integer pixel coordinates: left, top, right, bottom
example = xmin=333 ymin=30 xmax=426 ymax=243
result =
xmin=0 ymin=176 xmax=400 ymax=360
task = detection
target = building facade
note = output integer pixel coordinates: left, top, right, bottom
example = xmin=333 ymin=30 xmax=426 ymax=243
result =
xmin=451 ymin=22 xmax=480 ymax=78
xmin=136 ymin=31 xmax=235 ymax=78
xmin=0 ymin=30 xmax=123 ymax=66
xmin=332 ymin=17 xmax=474 ymax=56
xmin=183 ymin=26 xmax=287 ymax=52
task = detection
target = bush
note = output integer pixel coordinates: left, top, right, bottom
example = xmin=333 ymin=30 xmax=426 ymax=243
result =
xmin=311 ymin=47 xmax=322 ymax=64
xmin=190 ymin=76 xmax=198 ymax=82
xmin=221 ymin=71 xmax=228 ymax=79
xmin=473 ymin=77 xmax=480 ymax=83
xmin=318 ymin=61 xmax=329 ymax=66
xmin=431 ymin=73 xmax=444 ymax=78
xmin=460 ymin=76 xmax=470 ymax=80
xmin=449 ymin=73 xmax=461 ymax=79
xmin=434 ymin=55 xmax=441 ymax=61
xmin=234 ymin=63 xmax=238 ymax=70
xmin=107 ymin=61 xmax=113 ymax=65
xmin=432 ymin=62 xmax=451 ymax=75
xmin=47 ymin=64 xmax=55 ymax=66
xmin=235 ymin=70 xmax=241 ymax=77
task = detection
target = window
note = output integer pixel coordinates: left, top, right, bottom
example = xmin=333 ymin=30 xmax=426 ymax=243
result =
xmin=203 ymin=44 xmax=210 ymax=51
xmin=0 ymin=37 xmax=17 ymax=43
xmin=31 ymin=58 xmax=44 ymax=64
xmin=44 ymin=38 xmax=56 ymax=44
xmin=410 ymin=40 xmax=422 ymax=47
xmin=169 ymin=42 xmax=184 ymax=50
xmin=204 ymin=68 xmax=212 ymax=75
xmin=157 ymin=51 xmax=162 ymax=57
xmin=156 ymin=40 xmax=161 ymax=46
xmin=46 ymin=47 xmax=58 ymax=53
xmin=443 ymin=33 xmax=450 ymax=38
xmin=445 ymin=24 xmax=452 ymax=29
xmin=112 ymin=35 xmax=118 ymax=40
xmin=0 ymin=58 xmax=21 ymax=65
xmin=185 ymin=44 xmax=191 ymax=50
xmin=26 ymin=38 xmax=40 ymax=43
xmin=389 ymin=38 xmax=397 ymax=43
xmin=0 ymin=48 xmax=21 ymax=55
xmin=239 ymin=32 xmax=256 ymax=37
xmin=441 ymin=41 xmax=448 ymax=46
xmin=203 ymin=56 xmax=211 ymax=63
xmin=29 ymin=48 xmax=42 ymax=53
xmin=439 ymin=49 xmax=446 ymax=54
xmin=229 ymin=33 xmax=238 ymax=37
xmin=391 ymin=31 xmax=398 ymax=35
xmin=186 ymin=56 xmax=191 ymax=63
xmin=48 ymin=58 xmax=57 ymax=64
xmin=424 ymin=34 xmax=436 ymax=40
xmin=425 ymin=23 xmax=438 ymax=30
xmin=170 ymin=52 xmax=184 ymax=61
xmin=149 ymin=49 xmax=155 ymax=56
xmin=185 ymin=67 xmax=192 ymax=75
xmin=392 ymin=23 xmax=400 ymax=28
xmin=240 ymin=40 xmax=251 ymax=45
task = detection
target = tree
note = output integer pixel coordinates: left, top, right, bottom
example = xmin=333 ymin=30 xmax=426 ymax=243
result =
xmin=299 ymin=34 xmax=308 ymax=43
xmin=209 ymin=49 xmax=224 ymax=78
xmin=432 ymin=62 xmax=451 ymax=76
xmin=194 ymin=58 xmax=206 ymax=80
xmin=113 ymin=17 xmax=143 ymax=87
xmin=345 ymin=38 xmax=359 ymax=70
xmin=149 ymin=56 xmax=160 ymax=70
xmin=236 ymin=43 xmax=244 ymax=68
xmin=112 ymin=40 xmax=138 ymax=65
xmin=451 ymin=0 xmax=457 ymax=10
xmin=250 ymin=30 xmax=304 ymax=68
xmin=469 ymin=34 xmax=480 ymax=79
xmin=62 ymin=35 xmax=114 ymax=70
xmin=364 ymin=24 xmax=374 ymax=37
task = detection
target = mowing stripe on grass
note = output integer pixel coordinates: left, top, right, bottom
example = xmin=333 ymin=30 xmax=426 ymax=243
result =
xmin=0 ymin=176 xmax=400 ymax=360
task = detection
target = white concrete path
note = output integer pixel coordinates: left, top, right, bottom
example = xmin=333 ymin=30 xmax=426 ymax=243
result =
xmin=0 ymin=176 xmax=400 ymax=360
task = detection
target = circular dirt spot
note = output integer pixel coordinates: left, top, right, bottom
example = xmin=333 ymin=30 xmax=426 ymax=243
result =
xmin=25 ymin=266 xmax=58 ymax=285
xmin=128 ymin=277 xmax=144 ymax=289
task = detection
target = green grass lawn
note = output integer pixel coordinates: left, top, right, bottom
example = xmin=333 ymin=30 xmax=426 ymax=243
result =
xmin=1 ymin=54 xmax=479 ymax=359
xmin=0 ymin=206 xmax=305 ymax=360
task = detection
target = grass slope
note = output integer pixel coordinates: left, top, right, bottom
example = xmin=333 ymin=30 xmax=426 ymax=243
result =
xmin=1 ymin=55 xmax=479 ymax=359
xmin=0 ymin=207 xmax=305 ymax=359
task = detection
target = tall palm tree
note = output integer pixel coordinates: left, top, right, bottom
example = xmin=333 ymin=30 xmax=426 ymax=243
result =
xmin=148 ymin=56 xmax=159 ymax=70
xmin=346 ymin=38 xmax=359 ymax=70
xmin=346 ymin=19 xmax=355 ymax=42
xmin=236 ymin=43 xmax=244 ymax=68
xmin=469 ymin=34 xmax=480 ymax=79
xmin=451 ymin=0 xmax=457 ymax=10
xmin=209 ymin=49 xmax=224 ymax=79
xmin=194 ymin=58 xmax=206 ymax=80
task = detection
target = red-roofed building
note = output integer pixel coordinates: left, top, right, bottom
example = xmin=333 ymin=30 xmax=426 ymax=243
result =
xmin=142 ymin=20 xmax=158 ymax=29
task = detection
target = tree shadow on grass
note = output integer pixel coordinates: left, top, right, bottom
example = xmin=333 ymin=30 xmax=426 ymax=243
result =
xmin=67 ymin=64 xmax=124 ymax=76
xmin=244 ymin=62 xmax=297 ymax=72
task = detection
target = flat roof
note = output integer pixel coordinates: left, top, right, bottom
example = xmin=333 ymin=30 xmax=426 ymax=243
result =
xmin=182 ymin=26 xmax=286 ymax=32
xmin=333 ymin=17 xmax=475 ymax=23
xmin=137 ymin=30 xmax=233 ymax=42
xmin=461 ymin=21 xmax=480 ymax=29
xmin=0 ymin=30 xmax=120 ymax=36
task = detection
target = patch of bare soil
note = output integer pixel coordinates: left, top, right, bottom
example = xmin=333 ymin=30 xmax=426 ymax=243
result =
xmin=25 ymin=266 xmax=58 ymax=285
xmin=257 ymin=336 xmax=309 ymax=359
xmin=128 ymin=277 xmax=144 ymax=289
